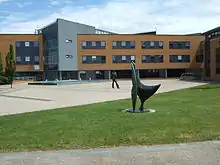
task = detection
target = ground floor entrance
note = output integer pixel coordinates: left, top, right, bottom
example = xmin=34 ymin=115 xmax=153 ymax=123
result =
xmin=21 ymin=68 xmax=191 ymax=81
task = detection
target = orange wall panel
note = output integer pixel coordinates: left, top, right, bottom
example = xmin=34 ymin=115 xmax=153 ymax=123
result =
xmin=77 ymin=34 xmax=205 ymax=70
xmin=0 ymin=34 xmax=43 ymax=72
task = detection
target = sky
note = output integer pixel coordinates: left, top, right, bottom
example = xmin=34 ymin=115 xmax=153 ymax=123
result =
xmin=0 ymin=0 xmax=220 ymax=34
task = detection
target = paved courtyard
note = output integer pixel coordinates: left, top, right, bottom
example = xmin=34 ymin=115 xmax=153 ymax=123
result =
xmin=0 ymin=79 xmax=207 ymax=116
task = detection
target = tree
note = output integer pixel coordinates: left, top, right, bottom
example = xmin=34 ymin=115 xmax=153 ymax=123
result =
xmin=0 ymin=51 xmax=3 ymax=75
xmin=5 ymin=44 xmax=16 ymax=88
xmin=0 ymin=51 xmax=8 ymax=85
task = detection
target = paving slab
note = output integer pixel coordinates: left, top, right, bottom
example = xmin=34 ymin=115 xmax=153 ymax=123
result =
xmin=0 ymin=141 xmax=219 ymax=165
xmin=0 ymin=79 xmax=207 ymax=116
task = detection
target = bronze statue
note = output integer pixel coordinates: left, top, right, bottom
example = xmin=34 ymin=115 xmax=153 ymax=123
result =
xmin=128 ymin=61 xmax=161 ymax=113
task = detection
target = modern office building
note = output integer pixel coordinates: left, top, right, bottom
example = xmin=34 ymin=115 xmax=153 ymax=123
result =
xmin=0 ymin=18 xmax=220 ymax=81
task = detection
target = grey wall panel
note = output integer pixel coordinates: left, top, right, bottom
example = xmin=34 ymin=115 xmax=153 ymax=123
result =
xmin=57 ymin=19 xmax=96 ymax=71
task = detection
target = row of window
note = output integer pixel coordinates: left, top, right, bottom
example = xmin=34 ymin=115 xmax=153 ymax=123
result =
xmin=81 ymin=41 xmax=191 ymax=49
xmin=16 ymin=56 xmax=40 ymax=65
xmin=82 ymin=55 xmax=198 ymax=64
xmin=16 ymin=41 xmax=39 ymax=47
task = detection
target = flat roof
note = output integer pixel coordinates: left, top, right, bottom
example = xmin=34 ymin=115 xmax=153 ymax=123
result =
xmin=0 ymin=34 xmax=41 ymax=35
xmin=77 ymin=34 xmax=205 ymax=36
xmin=203 ymin=26 xmax=220 ymax=35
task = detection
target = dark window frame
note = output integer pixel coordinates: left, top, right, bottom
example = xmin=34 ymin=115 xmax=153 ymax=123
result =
xmin=112 ymin=41 xmax=136 ymax=49
xmin=81 ymin=41 xmax=106 ymax=49
xmin=169 ymin=55 xmax=191 ymax=63
xmin=141 ymin=41 xmax=163 ymax=49
xmin=112 ymin=55 xmax=136 ymax=63
xmin=15 ymin=41 xmax=40 ymax=65
xmin=142 ymin=55 xmax=164 ymax=63
xmin=169 ymin=41 xmax=190 ymax=49
xmin=82 ymin=55 xmax=106 ymax=64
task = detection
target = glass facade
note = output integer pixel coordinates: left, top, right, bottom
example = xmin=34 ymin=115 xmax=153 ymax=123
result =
xmin=41 ymin=21 xmax=59 ymax=71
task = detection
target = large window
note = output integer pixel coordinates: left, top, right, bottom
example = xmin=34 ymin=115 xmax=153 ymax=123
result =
xmin=141 ymin=41 xmax=163 ymax=49
xmin=112 ymin=41 xmax=135 ymax=49
xmin=112 ymin=55 xmax=135 ymax=63
xmin=169 ymin=41 xmax=190 ymax=49
xmin=142 ymin=55 xmax=164 ymax=63
xmin=82 ymin=55 xmax=106 ymax=64
xmin=81 ymin=41 xmax=106 ymax=49
xmin=42 ymin=22 xmax=58 ymax=70
xmin=15 ymin=41 xmax=40 ymax=65
xmin=169 ymin=55 xmax=190 ymax=63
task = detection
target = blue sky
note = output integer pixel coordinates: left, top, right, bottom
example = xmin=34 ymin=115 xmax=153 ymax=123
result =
xmin=0 ymin=0 xmax=220 ymax=34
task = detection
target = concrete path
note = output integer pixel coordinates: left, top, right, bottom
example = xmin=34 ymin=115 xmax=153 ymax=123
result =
xmin=0 ymin=141 xmax=219 ymax=165
xmin=0 ymin=79 xmax=207 ymax=116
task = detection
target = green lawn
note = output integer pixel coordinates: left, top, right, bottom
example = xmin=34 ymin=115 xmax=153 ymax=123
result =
xmin=0 ymin=84 xmax=220 ymax=152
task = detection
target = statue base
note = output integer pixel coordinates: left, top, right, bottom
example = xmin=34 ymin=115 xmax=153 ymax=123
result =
xmin=122 ymin=109 xmax=156 ymax=113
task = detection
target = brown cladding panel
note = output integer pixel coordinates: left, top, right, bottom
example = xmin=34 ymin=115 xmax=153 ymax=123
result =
xmin=77 ymin=34 xmax=205 ymax=70
xmin=209 ymin=38 xmax=220 ymax=80
xmin=0 ymin=34 xmax=43 ymax=72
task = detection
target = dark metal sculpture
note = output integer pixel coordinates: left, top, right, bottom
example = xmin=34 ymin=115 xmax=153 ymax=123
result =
xmin=130 ymin=61 xmax=161 ymax=112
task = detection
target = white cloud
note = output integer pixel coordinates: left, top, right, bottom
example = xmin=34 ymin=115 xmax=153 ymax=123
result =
xmin=49 ymin=0 xmax=60 ymax=6
xmin=0 ymin=0 xmax=9 ymax=4
xmin=1 ymin=0 xmax=220 ymax=34
xmin=16 ymin=2 xmax=32 ymax=8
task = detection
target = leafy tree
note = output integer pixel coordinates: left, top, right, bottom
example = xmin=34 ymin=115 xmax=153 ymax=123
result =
xmin=0 ymin=51 xmax=8 ymax=85
xmin=0 ymin=51 xmax=3 ymax=75
xmin=5 ymin=44 xmax=16 ymax=88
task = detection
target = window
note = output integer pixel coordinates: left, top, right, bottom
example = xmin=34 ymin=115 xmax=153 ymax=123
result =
xmin=131 ymin=55 xmax=135 ymax=61
xmin=82 ymin=56 xmax=87 ymax=61
xmin=122 ymin=56 xmax=126 ymax=61
xmin=159 ymin=41 xmax=163 ymax=47
xmin=91 ymin=41 xmax=96 ymax=47
xmin=142 ymin=41 xmax=163 ymax=49
xmin=169 ymin=55 xmax=190 ymax=62
xmin=25 ymin=42 xmax=30 ymax=47
xmin=112 ymin=41 xmax=117 ymax=47
xmin=82 ymin=41 xmax=87 ymax=47
xmin=65 ymin=39 xmax=72 ymax=43
xmin=81 ymin=41 xmax=106 ymax=49
xmin=25 ymin=56 xmax=30 ymax=62
xmin=65 ymin=55 xmax=73 ymax=58
xmin=150 ymin=41 xmax=154 ymax=47
xmin=34 ymin=65 xmax=40 ymax=70
xmin=142 ymin=55 xmax=164 ymax=63
xmin=34 ymin=56 xmax=39 ymax=62
xmin=112 ymin=55 xmax=135 ymax=63
xmin=121 ymin=41 xmax=126 ymax=46
xmin=16 ymin=42 xmax=20 ymax=47
xmin=92 ymin=56 xmax=96 ymax=61
xmin=33 ymin=41 xmax=39 ymax=47
xmin=196 ymin=55 xmax=203 ymax=63
xmin=169 ymin=41 xmax=190 ymax=49
xmin=16 ymin=56 xmax=21 ymax=63
xmin=82 ymin=55 xmax=106 ymax=64
xmin=112 ymin=41 xmax=135 ymax=49
xmin=130 ymin=41 xmax=135 ymax=47
xmin=101 ymin=41 xmax=105 ymax=47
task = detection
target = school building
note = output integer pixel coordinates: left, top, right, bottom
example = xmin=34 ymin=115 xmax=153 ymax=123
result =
xmin=0 ymin=18 xmax=220 ymax=81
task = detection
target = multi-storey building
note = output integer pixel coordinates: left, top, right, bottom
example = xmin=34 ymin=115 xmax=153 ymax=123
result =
xmin=0 ymin=18 xmax=220 ymax=81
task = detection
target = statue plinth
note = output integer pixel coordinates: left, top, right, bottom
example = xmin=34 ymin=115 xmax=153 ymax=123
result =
xmin=122 ymin=109 xmax=156 ymax=113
